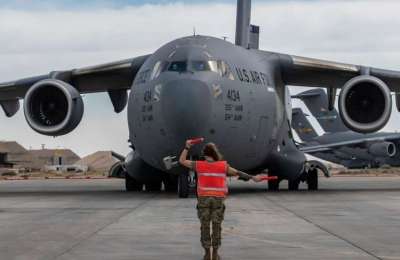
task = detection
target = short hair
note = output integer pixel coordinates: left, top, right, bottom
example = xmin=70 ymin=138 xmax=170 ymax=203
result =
xmin=203 ymin=143 xmax=223 ymax=161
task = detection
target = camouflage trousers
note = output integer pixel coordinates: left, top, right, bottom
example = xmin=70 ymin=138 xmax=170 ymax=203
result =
xmin=197 ymin=196 xmax=226 ymax=249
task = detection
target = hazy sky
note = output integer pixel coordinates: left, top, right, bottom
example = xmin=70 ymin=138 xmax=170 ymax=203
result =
xmin=1 ymin=0 xmax=400 ymax=157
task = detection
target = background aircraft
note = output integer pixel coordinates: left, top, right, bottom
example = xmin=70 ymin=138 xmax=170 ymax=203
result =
xmin=292 ymin=105 xmax=400 ymax=168
xmin=3 ymin=0 xmax=400 ymax=194
xmin=293 ymin=89 xmax=348 ymax=134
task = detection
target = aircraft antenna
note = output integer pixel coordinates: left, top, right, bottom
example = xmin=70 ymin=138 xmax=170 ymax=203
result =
xmin=193 ymin=27 xmax=196 ymax=36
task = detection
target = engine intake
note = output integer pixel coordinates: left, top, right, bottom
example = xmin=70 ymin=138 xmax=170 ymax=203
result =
xmin=23 ymin=79 xmax=84 ymax=136
xmin=339 ymin=75 xmax=392 ymax=133
xmin=368 ymin=142 xmax=396 ymax=157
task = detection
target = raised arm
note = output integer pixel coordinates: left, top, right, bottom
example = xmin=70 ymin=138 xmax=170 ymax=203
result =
xmin=179 ymin=140 xmax=194 ymax=170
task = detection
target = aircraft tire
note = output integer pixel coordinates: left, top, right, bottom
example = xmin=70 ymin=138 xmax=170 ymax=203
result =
xmin=268 ymin=175 xmax=280 ymax=191
xmin=178 ymin=172 xmax=190 ymax=198
xmin=145 ymin=181 xmax=163 ymax=192
xmin=288 ymin=179 xmax=300 ymax=191
xmin=307 ymin=169 xmax=318 ymax=190
xmin=125 ymin=174 xmax=143 ymax=192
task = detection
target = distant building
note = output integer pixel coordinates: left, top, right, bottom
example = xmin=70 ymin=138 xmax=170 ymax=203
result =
xmin=0 ymin=141 xmax=34 ymax=169
xmin=0 ymin=141 xmax=81 ymax=172
xmin=29 ymin=149 xmax=81 ymax=170
xmin=75 ymin=151 xmax=119 ymax=173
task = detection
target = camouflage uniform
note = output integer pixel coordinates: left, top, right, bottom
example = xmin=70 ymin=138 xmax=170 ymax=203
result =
xmin=197 ymin=196 xmax=226 ymax=249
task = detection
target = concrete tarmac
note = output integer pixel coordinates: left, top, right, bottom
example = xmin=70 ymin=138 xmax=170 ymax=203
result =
xmin=1 ymin=176 xmax=400 ymax=260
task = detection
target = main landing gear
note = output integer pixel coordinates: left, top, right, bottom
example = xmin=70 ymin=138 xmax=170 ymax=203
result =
xmin=306 ymin=169 xmax=318 ymax=191
xmin=109 ymin=162 xmax=144 ymax=192
xmin=267 ymin=161 xmax=327 ymax=191
xmin=125 ymin=173 xmax=143 ymax=192
xmin=267 ymin=176 xmax=304 ymax=191
xmin=288 ymin=179 xmax=300 ymax=191
xmin=287 ymin=169 xmax=319 ymax=191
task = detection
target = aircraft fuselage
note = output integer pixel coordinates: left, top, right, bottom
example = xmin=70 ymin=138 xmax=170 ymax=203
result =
xmin=128 ymin=36 xmax=285 ymax=172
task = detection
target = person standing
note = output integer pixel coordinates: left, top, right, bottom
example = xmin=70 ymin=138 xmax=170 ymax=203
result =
xmin=179 ymin=140 xmax=262 ymax=260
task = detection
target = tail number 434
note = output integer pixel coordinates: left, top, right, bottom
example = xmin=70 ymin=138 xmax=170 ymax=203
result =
xmin=227 ymin=89 xmax=241 ymax=102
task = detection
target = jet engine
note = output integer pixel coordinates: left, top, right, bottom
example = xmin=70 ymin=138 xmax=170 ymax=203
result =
xmin=338 ymin=75 xmax=392 ymax=133
xmin=23 ymin=79 xmax=84 ymax=136
xmin=368 ymin=142 xmax=396 ymax=157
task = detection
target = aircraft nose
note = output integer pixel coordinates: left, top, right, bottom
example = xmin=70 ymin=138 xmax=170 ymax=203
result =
xmin=161 ymin=79 xmax=212 ymax=139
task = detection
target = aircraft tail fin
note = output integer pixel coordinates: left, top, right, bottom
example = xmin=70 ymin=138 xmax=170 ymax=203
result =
xmin=292 ymin=89 xmax=347 ymax=133
xmin=236 ymin=0 xmax=259 ymax=49
xmin=292 ymin=108 xmax=318 ymax=142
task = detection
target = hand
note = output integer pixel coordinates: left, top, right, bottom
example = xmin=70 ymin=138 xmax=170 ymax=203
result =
xmin=185 ymin=140 xmax=193 ymax=149
xmin=238 ymin=176 xmax=250 ymax=182
xmin=251 ymin=175 xmax=263 ymax=183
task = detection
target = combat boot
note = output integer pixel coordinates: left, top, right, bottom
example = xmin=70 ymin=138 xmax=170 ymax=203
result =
xmin=212 ymin=248 xmax=220 ymax=260
xmin=203 ymin=248 xmax=211 ymax=260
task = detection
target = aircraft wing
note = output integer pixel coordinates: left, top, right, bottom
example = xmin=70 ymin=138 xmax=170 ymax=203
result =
xmin=299 ymin=133 xmax=400 ymax=154
xmin=278 ymin=54 xmax=400 ymax=91
xmin=0 ymin=54 xmax=150 ymax=115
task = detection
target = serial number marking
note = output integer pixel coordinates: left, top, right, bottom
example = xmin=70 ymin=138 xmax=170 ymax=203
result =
xmin=142 ymin=114 xmax=154 ymax=122
xmin=225 ymin=113 xmax=243 ymax=121
xmin=227 ymin=89 xmax=241 ymax=102
xmin=224 ymin=103 xmax=244 ymax=122
xmin=144 ymin=90 xmax=152 ymax=103
xmin=141 ymin=105 xmax=153 ymax=112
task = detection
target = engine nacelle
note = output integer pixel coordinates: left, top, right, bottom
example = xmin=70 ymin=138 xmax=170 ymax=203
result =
xmin=23 ymin=79 xmax=84 ymax=136
xmin=368 ymin=142 xmax=396 ymax=157
xmin=339 ymin=75 xmax=392 ymax=133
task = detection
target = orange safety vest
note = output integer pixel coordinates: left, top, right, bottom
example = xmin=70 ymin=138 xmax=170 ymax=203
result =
xmin=196 ymin=160 xmax=228 ymax=198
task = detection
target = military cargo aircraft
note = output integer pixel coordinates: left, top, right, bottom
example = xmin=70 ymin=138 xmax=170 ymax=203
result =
xmin=293 ymin=89 xmax=348 ymax=134
xmin=2 ymin=0 xmax=400 ymax=195
xmin=292 ymin=105 xmax=400 ymax=169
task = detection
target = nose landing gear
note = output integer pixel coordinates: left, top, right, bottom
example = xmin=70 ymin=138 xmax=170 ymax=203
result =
xmin=178 ymin=170 xmax=197 ymax=198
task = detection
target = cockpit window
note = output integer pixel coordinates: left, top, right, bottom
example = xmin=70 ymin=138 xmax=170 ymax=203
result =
xmin=151 ymin=61 xmax=169 ymax=80
xmin=168 ymin=61 xmax=187 ymax=72
xmin=218 ymin=61 xmax=235 ymax=80
xmin=191 ymin=60 xmax=235 ymax=80
xmin=150 ymin=59 xmax=235 ymax=81
xmin=192 ymin=61 xmax=211 ymax=71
